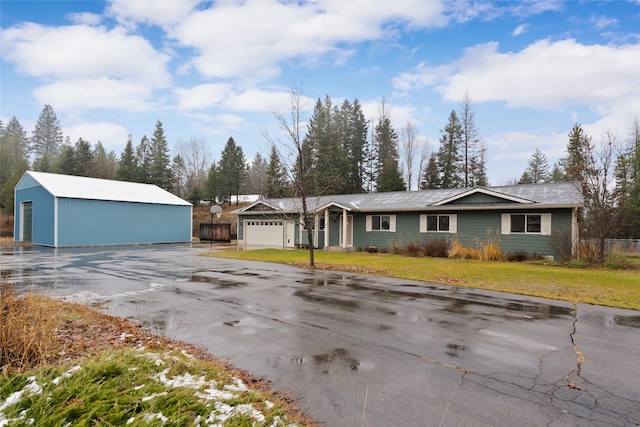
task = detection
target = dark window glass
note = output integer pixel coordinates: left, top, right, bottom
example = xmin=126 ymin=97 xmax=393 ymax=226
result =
xmin=438 ymin=215 xmax=450 ymax=231
xmin=381 ymin=216 xmax=390 ymax=230
xmin=511 ymin=215 xmax=526 ymax=233
xmin=427 ymin=215 xmax=438 ymax=231
xmin=372 ymin=215 xmax=381 ymax=230
xmin=527 ymin=215 xmax=541 ymax=233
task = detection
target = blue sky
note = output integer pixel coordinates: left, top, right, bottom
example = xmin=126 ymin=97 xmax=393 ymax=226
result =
xmin=1 ymin=0 xmax=639 ymax=188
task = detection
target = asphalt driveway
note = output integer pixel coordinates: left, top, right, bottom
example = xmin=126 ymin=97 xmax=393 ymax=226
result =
xmin=2 ymin=244 xmax=639 ymax=426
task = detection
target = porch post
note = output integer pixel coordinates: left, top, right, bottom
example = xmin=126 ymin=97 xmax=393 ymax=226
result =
xmin=342 ymin=209 xmax=348 ymax=249
xmin=324 ymin=208 xmax=330 ymax=249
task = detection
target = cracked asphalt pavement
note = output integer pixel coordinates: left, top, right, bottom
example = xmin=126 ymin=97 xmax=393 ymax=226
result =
xmin=2 ymin=244 xmax=639 ymax=426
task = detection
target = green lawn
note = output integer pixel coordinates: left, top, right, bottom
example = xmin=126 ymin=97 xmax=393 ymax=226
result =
xmin=205 ymin=250 xmax=640 ymax=311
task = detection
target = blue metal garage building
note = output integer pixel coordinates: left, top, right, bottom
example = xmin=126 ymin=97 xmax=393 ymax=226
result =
xmin=14 ymin=171 xmax=192 ymax=247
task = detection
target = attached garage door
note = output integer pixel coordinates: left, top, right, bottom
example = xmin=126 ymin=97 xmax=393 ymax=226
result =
xmin=244 ymin=220 xmax=284 ymax=249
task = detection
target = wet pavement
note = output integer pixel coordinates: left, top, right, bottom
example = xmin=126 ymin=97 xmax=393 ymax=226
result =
xmin=2 ymin=244 xmax=639 ymax=426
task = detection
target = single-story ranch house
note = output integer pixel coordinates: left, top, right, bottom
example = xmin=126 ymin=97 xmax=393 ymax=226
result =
xmin=233 ymin=182 xmax=584 ymax=259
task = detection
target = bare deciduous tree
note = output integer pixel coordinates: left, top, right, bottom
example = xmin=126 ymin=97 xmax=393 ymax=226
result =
xmin=175 ymin=137 xmax=211 ymax=202
xmin=263 ymin=85 xmax=318 ymax=267
xmin=400 ymin=122 xmax=418 ymax=191
xmin=581 ymin=130 xmax=620 ymax=263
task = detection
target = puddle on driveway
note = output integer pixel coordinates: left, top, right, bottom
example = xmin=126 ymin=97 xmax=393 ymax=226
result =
xmin=312 ymin=348 xmax=360 ymax=372
xmin=613 ymin=315 xmax=640 ymax=328
xmin=293 ymin=289 xmax=360 ymax=309
xmin=189 ymin=274 xmax=245 ymax=288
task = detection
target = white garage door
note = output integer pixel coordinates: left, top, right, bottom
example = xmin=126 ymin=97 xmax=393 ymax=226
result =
xmin=244 ymin=220 xmax=284 ymax=249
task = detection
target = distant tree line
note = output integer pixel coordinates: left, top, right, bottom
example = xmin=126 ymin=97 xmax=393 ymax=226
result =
xmin=1 ymin=103 xmax=639 ymax=245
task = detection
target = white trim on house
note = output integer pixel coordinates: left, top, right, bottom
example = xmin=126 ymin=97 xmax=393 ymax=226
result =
xmin=501 ymin=213 xmax=551 ymax=236
xmin=432 ymin=187 xmax=535 ymax=206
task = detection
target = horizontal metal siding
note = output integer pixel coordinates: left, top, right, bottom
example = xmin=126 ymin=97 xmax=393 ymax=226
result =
xmin=14 ymin=186 xmax=55 ymax=246
xmin=57 ymin=198 xmax=191 ymax=246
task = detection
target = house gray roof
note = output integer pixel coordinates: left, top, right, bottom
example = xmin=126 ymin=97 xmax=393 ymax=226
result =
xmin=235 ymin=182 xmax=583 ymax=214
xmin=18 ymin=171 xmax=192 ymax=206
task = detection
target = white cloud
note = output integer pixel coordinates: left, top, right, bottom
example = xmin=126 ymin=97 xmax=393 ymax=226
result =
xmin=175 ymin=83 xmax=233 ymax=110
xmin=588 ymin=15 xmax=618 ymax=30
xmin=170 ymin=0 xmax=447 ymax=81
xmin=66 ymin=12 xmax=102 ymax=26
xmin=107 ymin=0 xmax=199 ymax=28
xmin=1 ymin=23 xmax=171 ymax=85
xmin=64 ymin=121 xmax=130 ymax=152
xmin=223 ymin=88 xmax=312 ymax=114
xmin=512 ymin=23 xmax=529 ymax=36
xmin=34 ymin=78 xmax=156 ymax=112
xmin=393 ymin=39 xmax=639 ymax=114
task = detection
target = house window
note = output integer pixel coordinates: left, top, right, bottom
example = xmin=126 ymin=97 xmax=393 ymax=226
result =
xmin=372 ymin=215 xmax=390 ymax=230
xmin=366 ymin=215 xmax=396 ymax=232
xmin=427 ymin=215 xmax=449 ymax=232
xmin=420 ymin=214 xmax=457 ymax=233
xmin=510 ymin=214 xmax=541 ymax=233
xmin=502 ymin=213 xmax=551 ymax=235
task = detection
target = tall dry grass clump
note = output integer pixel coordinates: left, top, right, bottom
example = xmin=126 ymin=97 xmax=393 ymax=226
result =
xmin=479 ymin=232 xmax=503 ymax=261
xmin=1 ymin=285 xmax=62 ymax=372
xmin=448 ymin=240 xmax=482 ymax=260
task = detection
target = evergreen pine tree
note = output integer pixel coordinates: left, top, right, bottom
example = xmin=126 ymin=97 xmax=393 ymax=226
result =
xmin=374 ymin=100 xmax=405 ymax=192
xmin=32 ymin=104 xmax=63 ymax=170
xmin=266 ymin=145 xmax=288 ymax=198
xmin=436 ymin=110 xmax=463 ymax=188
xmin=218 ymin=137 xmax=247 ymax=204
xmin=0 ymin=117 xmax=30 ymax=214
xmin=136 ymin=136 xmax=152 ymax=183
xmin=520 ymin=149 xmax=550 ymax=184
xmin=204 ymin=160 xmax=219 ymax=203
xmin=149 ymin=120 xmax=173 ymax=191
xmin=420 ymin=154 xmax=440 ymax=189
xmin=118 ymin=135 xmax=139 ymax=182
xmin=74 ymin=138 xmax=94 ymax=177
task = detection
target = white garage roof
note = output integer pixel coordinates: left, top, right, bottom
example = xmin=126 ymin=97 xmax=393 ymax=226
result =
xmin=20 ymin=171 xmax=191 ymax=206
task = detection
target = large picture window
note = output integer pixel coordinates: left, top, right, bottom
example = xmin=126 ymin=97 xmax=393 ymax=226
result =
xmin=420 ymin=214 xmax=457 ymax=233
xmin=366 ymin=215 xmax=396 ymax=232
xmin=502 ymin=213 xmax=551 ymax=235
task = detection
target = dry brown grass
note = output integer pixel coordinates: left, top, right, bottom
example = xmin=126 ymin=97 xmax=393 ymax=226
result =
xmin=0 ymin=284 xmax=206 ymax=374
xmin=0 ymin=285 xmax=62 ymax=372
xmin=448 ymin=240 xmax=482 ymax=260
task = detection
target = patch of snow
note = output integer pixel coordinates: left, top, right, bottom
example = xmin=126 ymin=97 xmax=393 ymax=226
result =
xmin=58 ymin=291 xmax=104 ymax=304
xmin=0 ymin=377 xmax=43 ymax=427
xmin=194 ymin=388 xmax=235 ymax=401
xmin=143 ymin=412 xmax=168 ymax=423
xmin=141 ymin=392 xmax=167 ymax=402
xmin=52 ymin=365 xmax=82 ymax=385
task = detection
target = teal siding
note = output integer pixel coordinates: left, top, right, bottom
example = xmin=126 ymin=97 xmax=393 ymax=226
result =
xmin=498 ymin=208 xmax=572 ymax=256
xmin=350 ymin=209 xmax=573 ymax=257
xmin=57 ymin=198 xmax=191 ymax=246
xmin=14 ymin=185 xmax=56 ymax=246
xmin=15 ymin=173 xmax=192 ymax=247
xmin=448 ymin=193 xmax=511 ymax=204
